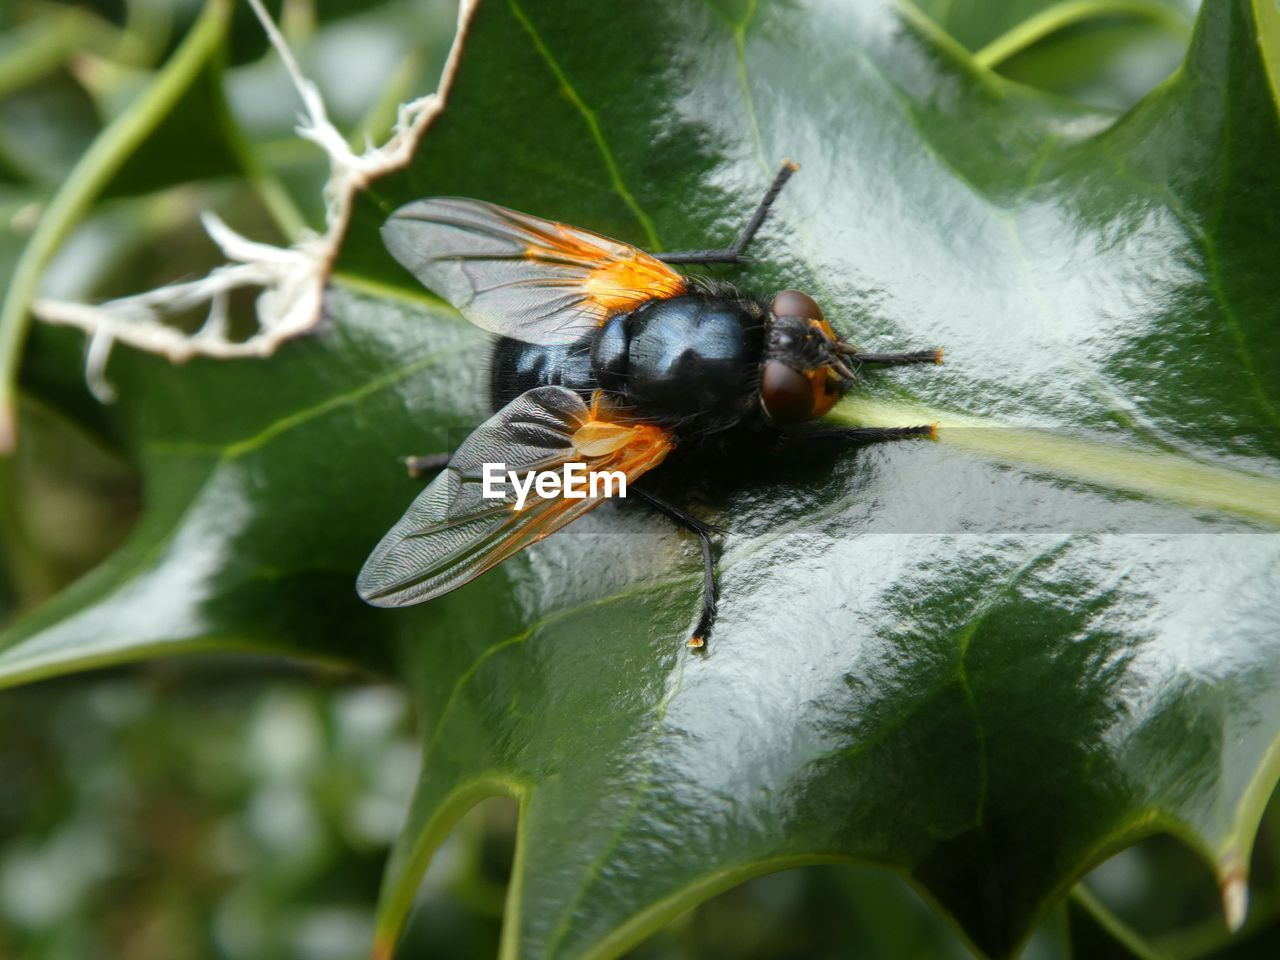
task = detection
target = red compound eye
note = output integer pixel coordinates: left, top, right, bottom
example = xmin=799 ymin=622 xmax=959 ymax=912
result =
xmin=760 ymin=360 xmax=816 ymax=422
xmin=770 ymin=289 xmax=823 ymax=322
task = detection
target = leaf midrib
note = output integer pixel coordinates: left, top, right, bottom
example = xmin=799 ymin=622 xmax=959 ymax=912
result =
xmin=832 ymin=397 xmax=1280 ymax=527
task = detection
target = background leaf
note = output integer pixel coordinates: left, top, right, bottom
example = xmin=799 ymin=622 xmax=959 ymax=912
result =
xmin=4 ymin=0 xmax=1280 ymax=958
xmin=913 ymin=0 xmax=1198 ymax=110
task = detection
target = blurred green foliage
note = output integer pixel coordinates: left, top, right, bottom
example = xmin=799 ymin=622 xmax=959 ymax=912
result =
xmin=2 ymin=1 xmax=1280 ymax=958
xmin=0 ymin=673 xmax=417 ymax=960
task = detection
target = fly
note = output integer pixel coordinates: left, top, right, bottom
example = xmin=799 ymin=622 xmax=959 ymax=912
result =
xmin=357 ymin=163 xmax=942 ymax=648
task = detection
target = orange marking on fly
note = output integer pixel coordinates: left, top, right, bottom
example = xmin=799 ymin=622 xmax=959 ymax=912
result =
xmin=519 ymin=221 xmax=685 ymax=318
xmin=573 ymin=392 xmax=676 ymax=466
xmin=804 ymin=367 xmax=842 ymax=418
xmin=583 ymin=257 xmax=686 ymax=314
xmin=518 ymin=224 xmax=619 ymax=263
xmin=573 ymin=420 xmax=640 ymax=457
xmin=928 ymin=422 xmax=940 ymax=441
xmin=687 ymin=634 xmax=706 ymax=649
xmin=574 ymin=418 xmax=674 ymax=463
xmin=934 ymin=348 xmax=945 ymax=365
xmin=807 ymin=316 xmax=838 ymax=340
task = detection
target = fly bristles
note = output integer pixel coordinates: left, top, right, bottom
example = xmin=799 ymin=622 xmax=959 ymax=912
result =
xmin=831 ymin=359 xmax=857 ymax=381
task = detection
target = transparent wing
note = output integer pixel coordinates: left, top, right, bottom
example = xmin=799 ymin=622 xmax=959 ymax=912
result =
xmin=381 ymin=198 xmax=686 ymax=345
xmin=357 ymin=386 xmax=675 ymax=607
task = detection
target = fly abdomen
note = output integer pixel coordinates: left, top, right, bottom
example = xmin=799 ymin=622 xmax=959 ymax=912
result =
xmin=489 ymin=335 xmax=595 ymax=411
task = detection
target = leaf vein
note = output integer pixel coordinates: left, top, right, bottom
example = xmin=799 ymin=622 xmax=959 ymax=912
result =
xmin=1101 ymin=155 xmax=1280 ymax=431
xmin=506 ymin=0 xmax=661 ymax=249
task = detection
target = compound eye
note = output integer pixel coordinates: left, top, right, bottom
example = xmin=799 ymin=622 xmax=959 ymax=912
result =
xmin=761 ymin=360 xmax=816 ymax=422
xmin=771 ymin=289 xmax=824 ymax=322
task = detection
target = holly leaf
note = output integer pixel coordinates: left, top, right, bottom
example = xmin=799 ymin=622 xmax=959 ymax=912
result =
xmin=5 ymin=1 xmax=1280 ymax=958
xmin=912 ymin=0 xmax=1194 ymax=53
xmin=911 ymin=0 xmax=1198 ymax=109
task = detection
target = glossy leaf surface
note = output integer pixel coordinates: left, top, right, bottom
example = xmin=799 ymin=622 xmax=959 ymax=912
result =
xmin=5 ymin=1 xmax=1280 ymax=958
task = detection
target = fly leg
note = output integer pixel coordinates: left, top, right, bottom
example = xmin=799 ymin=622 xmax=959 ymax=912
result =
xmin=656 ymin=160 xmax=798 ymax=265
xmin=401 ymin=452 xmax=450 ymax=478
xmin=850 ymin=349 xmax=945 ymax=367
xmin=631 ymin=487 xmax=721 ymax=650
xmin=782 ymin=424 xmax=938 ymax=445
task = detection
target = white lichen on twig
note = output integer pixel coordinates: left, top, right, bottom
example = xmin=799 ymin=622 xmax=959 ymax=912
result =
xmin=32 ymin=0 xmax=476 ymax=403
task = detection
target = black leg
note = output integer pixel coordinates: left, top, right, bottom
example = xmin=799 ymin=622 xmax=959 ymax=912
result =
xmin=656 ymin=160 xmax=798 ymax=265
xmin=631 ymin=487 xmax=720 ymax=650
xmin=851 ymin=349 xmax=945 ymax=367
xmin=402 ymin=452 xmax=451 ymax=478
xmin=784 ymin=424 xmax=938 ymax=445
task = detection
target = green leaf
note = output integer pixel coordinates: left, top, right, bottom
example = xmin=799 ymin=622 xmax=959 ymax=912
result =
xmin=2 ymin=284 xmax=481 ymax=683
xmin=912 ymin=0 xmax=1193 ymax=56
xmin=912 ymin=1 xmax=1195 ymax=110
xmin=6 ymin=0 xmax=1280 ymax=958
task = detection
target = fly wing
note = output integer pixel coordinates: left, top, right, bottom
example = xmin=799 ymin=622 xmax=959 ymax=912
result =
xmin=381 ymin=198 xmax=686 ymax=345
xmin=357 ymin=386 xmax=675 ymax=607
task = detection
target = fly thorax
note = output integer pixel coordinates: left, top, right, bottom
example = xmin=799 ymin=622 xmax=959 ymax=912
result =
xmin=591 ymin=295 xmax=762 ymax=422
